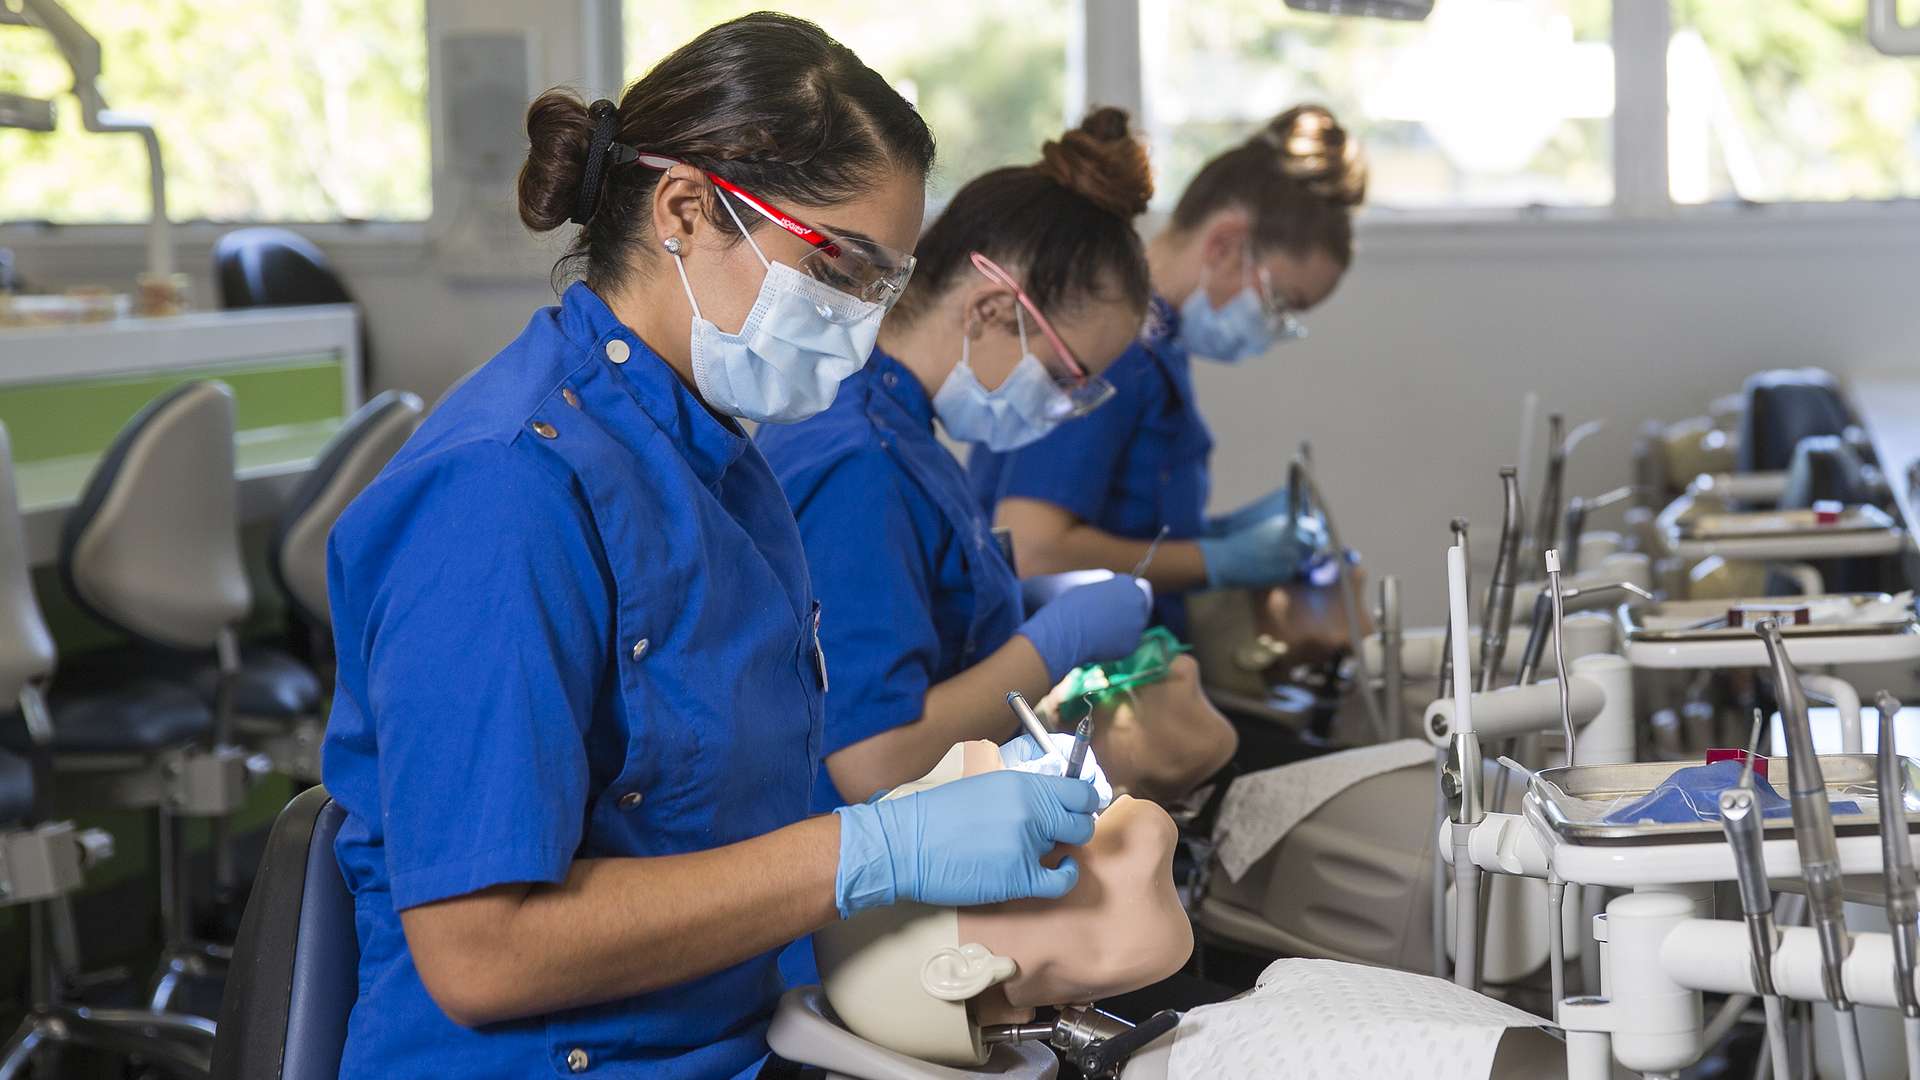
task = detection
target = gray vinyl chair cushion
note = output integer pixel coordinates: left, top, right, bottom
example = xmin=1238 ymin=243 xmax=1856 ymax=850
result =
xmin=61 ymin=382 xmax=252 ymax=651
xmin=0 ymin=748 xmax=32 ymax=823
xmin=0 ymin=423 xmax=56 ymax=705
xmin=0 ymin=681 xmax=211 ymax=756
xmin=192 ymin=648 xmax=323 ymax=719
xmin=213 ymin=786 xmax=356 ymax=1080
xmin=270 ymin=390 xmax=423 ymax=629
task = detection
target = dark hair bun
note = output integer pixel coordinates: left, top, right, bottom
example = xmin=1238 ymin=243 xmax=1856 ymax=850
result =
xmin=1257 ymin=104 xmax=1367 ymax=207
xmin=518 ymin=88 xmax=595 ymax=232
xmin=1035 ymin=106 xmax=1154 ymax=219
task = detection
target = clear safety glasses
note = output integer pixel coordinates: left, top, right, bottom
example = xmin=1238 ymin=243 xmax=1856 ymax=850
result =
xmin=627 ymin=152 xmax=917 ymax=311
xmin=968 ymin=252 xmax=1117 ymax=420
xmin=1250 ymin=254 xmax=1309 ymax=343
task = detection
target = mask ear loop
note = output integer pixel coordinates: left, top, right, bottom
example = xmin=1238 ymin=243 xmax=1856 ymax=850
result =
xmin=664 ymin=239 xmax=703 ymax=323
xmin=1013 ymin=301 xmax=1032 ymax=359
xmin=715 ymin=186 xmax=772 ymax=271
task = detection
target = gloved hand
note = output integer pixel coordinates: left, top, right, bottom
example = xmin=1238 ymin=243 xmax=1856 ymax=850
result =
xmin=1018 ymin=576 xmax=1151 ymax=683
xmin=832 ymin=770 xmax=1101 ymax=918
xmin=1207 ymin=485 xmax=1299 ymax=537
xmin=1196 ymin=512 xmax=1329 ymax=589
xmin=999 ymin=732 xmax=1114 ymax=809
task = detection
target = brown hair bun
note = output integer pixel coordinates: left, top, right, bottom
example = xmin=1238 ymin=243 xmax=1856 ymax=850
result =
xmin=518 ymin=88 xmax=596 ymax=232
xmin=1035 ymin=106 xmax=1154 ymax=219
xmin=1256 ymin=104 xmax=1368 ymax=208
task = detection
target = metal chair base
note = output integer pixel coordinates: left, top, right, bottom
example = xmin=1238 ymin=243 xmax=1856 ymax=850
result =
xmin=0 ymin=1005 xmax=214 ymax=1080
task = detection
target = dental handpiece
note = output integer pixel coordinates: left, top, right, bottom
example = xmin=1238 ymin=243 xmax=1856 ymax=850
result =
xmin=1877 ymin=690 xmax=1920 ymax=1019
xmin=1477 ymin=468 xmax=1524 ymax=692
xmin=1544 ymin=549 xmax=1575 ymax=768
xmin=1527 ymin=413 xmax=1566 ymax=568
xmin=1720 ymin=782 xmax=1779 ymax=997
xmin=1511 ymin=580 xmax=1657 ymax=687
xmin=1066 ymin=714 xmax=1093 ymax=781
xmin=1006 ymin=692 xmax=1068 ymax=771
xmin=1755 ymin=619 xmax=1853 ymax=1008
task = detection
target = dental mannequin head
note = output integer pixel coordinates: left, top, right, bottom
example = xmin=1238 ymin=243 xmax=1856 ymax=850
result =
xmin=1040 ymin=652 xmax=1238 ymax=804
xmin=1147 ymin=104 xmax=1366 ymax=361
xmin=878 ymin=109 xmax=1155 ymax=449
xmin=814 ymin=740 xmax=1191 ymax=1065
xmin=516 ymin=13 xmax=930 ymax=416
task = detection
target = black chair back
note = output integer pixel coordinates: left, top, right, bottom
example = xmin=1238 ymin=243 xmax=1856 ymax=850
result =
xmin=1737 ymin=368 xmax=1855 ymax=474
xmin=212 ymin=785 xmax=357 ymax=1080
xmin=213 ymin=227 xmax=370 ymax=385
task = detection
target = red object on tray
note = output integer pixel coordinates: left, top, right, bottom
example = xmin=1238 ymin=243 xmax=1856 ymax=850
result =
xmin=1706 ymin=748 xmax=1769 ymax=771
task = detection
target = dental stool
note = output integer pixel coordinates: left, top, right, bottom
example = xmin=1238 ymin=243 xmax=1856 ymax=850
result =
xmin=213 ymin=228 xmax=369 ymax=387
xmin=232 ymin=390 xmax=422 ymax=781
xmin=210 ymin=785 xmax=353 ymax=1080
xmin=54 ymin=381 xmax=274 ymax=1013
xmin=0 ymin=422 xmax=217 ymax=1078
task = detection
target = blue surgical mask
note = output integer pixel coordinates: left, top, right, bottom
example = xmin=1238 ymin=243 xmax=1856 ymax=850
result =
xmin=932 ymin=312 xmax=1074 ymax=453
xmin=1177 ymin=258 xmax=1305 ymax=364
xmin=667 ymin=195 xmax=885 ymax=424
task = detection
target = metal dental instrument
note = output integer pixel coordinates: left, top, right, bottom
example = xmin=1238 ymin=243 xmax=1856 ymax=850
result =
xmin=1721 ymin=710 xmax=1790 ymax=1080
xmin=1544 ymin=549 xmax=1576 ymax=768
xmin=1442 ymin=543 xmax=1486 ymax=990
xmin=1756 ymin=618 xmax=1865 ymax=1080
xmin=1874 ymin=689 xmax=1920 ymax=1080
xmin=1065 ymin=714 xmax=1093 ymax=781
xmin=1130 ymin=525 xmax=1171 ymax=580
xmin=983 ymin=1005 xmax=1181 ymax=1079
xmin=1478 ymin=468 xmax=1525 ymax=693
xmin=1006 ymin=692 xmax=1068 ymax=771
xmin=1525 ymin=413 xmax=1565 ymax=568
xmin=1560 ymin=484 xmax=1635 ymax=576
xmin=1512 ymin=579 xmax=1657 ymax=688
xmin=1438 ymin=519 xmax=1471 ymax=692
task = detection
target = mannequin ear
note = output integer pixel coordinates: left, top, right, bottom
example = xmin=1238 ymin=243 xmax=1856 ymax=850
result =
xmin=921 ymin=943 xmax=1018 ymax=1002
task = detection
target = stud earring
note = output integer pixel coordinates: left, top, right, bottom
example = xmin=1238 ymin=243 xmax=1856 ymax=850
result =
xmin=663 ymin=237 xmax=683 ymax=255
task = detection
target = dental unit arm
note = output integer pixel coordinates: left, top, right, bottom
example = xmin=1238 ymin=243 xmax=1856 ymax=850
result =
xmin=0 ymin=0 xmax=171 ymax=277
xmin=1756 ymin=617 xmax=1866 ymax=1079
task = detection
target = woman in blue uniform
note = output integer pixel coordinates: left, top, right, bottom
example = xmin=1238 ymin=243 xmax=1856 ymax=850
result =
xmin=321 ymin=16 xmax=1103 ymax=1078
xmin=968 ymin=105 xmax=1368 ymax=638
xmin=758 ymin=109 xmax=1156 ymax=817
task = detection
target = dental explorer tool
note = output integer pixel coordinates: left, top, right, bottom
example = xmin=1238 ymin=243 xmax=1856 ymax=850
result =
xmin=1006 ymin=691 xmax=1069 ymax=771
xmin=1721 ymin=710 xmax=1790 ymax=1080
xmin=1875 ymin=690 xmax=1920 ymax=1080
xmin=1756 ymin=619 xmax=1865 ymax=1080
xmin=1443 ymin=543 xmax=1486 ymax=990
xmin=1130 ymin=525 xmax=1171 ymax=580
xmin=1544 ymin=549 xmax=1576 ymax=768
xmin=1438 ymin=519 xmax=1471 ymax=692
xmin=1065 ymin=714 xmax=1093 ymax=781
xmin=1478 ymin=468 xmax=1524 ymax=692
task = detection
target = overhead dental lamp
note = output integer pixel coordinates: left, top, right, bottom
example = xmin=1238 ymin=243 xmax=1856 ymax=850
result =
xmin=1285 ymin=0 xmax=1434 ymax=21
xmin=0 ymin=0 xmax=173 ymax=277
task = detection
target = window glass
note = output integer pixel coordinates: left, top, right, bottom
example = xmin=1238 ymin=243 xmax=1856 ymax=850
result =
xmin=1141 ymin=0 xmax=1613 ymax=210
xmin=624 ymin=1 xmax=1070 ymax=203
xmin=1670 ymin=0 xmax=1920 ymax=204
xmin=0 ymin=0 xmax=430 ymax=224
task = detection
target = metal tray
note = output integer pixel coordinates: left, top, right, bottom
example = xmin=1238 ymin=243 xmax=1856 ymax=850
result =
xmin=1530 ymin=755 xmax=1920 ymax=846
xmin=1678 ymin=505 xmax=1897 ymax=540
xmin=1620 ymin=593 xmax=1918 ymax=644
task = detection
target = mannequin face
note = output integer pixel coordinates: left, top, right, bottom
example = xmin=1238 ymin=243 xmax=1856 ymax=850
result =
xmin=1039 ymin=654 xmax=1238 ymax=804
xmin=955 ymin=741 xmax=1191 ymax=1023
xmin=1255 ymin=566 xmax=1373 ymax=668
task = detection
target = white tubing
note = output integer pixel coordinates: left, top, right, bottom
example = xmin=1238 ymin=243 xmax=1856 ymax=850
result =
xmin=1763 ymin=996 xmax=1791 ymax=1080
xmin=1836 ymin=1008 xmax=1867 ymax=1080
xmin=1701 ymin=993 xmax=1752 ymax=1050
xmin=1453 ymin=824 xmax=1480 ymax=990
xmin=1432 ymin=750 xmax=1449 ymax=979
xmin=1447 ymin=545 xmax=1476 ymax=735
xmin=1904 ymin=1015 xmax=1920 ymax=1080
xmin=1549 ymin=879 xmax=1568 ymax=1019
xmin=1800 ymin=674 xmax=1864 ymax=755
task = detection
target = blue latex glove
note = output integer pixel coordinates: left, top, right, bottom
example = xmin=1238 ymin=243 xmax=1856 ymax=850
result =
xmin=999 ymin=732 xmax=1114 ymax=809
xmin=1207 ymin=485 xmax=1298 ymax=538
xmin=832 ymin=770 xmax=1101 ymax=918
xmin=1196 ymin=512 xmax=1328 ymax=589
xmin=1017 ymin=576 xmax=1151 ymax=683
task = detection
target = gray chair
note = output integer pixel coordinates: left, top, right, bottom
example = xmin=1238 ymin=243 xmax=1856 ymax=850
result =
xmin=0 ymin=421 xmax=217 ymax=1079
xmin=53 ymin=381 xmax=270 ymax=1013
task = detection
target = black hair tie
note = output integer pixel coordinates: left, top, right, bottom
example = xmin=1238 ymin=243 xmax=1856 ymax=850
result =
xmin=571 ymin=99 xmax=622 ymax=225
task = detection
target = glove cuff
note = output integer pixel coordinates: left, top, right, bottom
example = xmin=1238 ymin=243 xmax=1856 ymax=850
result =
xmin=831 ymin=803 xmax=899 ymax=919
xmin=1017 ymin=629 xmax=1071 ymax=685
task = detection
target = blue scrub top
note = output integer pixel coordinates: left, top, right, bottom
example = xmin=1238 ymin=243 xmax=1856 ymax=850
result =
xmin=758 ymin=348 xmax=1023 ymax=814
xmin=322 ymin=283 xmax=824 ymax=1080
xmin=968 ymin=297 xmax=1214 ymax=635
